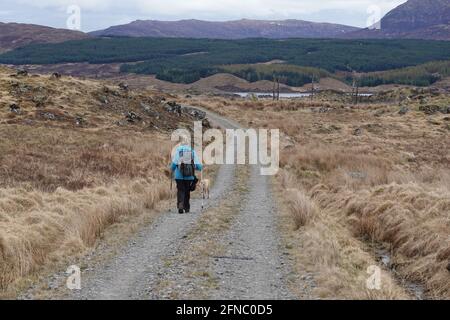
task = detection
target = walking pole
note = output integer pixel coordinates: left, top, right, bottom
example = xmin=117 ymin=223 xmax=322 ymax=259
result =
xmin=201 ymin=170 xmax=204 ymax=212
xmin=169 ymin=150 xmax=174 ymax=198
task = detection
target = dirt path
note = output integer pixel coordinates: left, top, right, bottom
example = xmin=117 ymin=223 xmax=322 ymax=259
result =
xmin=199 ymin=108 xmax=295 ymax=299
xmin=40 ymin=107 xmax=296 ymax=300
xmin=210 ymin=164 xmax=295 ymax=299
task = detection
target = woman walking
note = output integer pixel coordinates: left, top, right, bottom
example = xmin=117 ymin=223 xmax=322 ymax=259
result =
xmin=170 ymin=136 xmax=203 ymax=214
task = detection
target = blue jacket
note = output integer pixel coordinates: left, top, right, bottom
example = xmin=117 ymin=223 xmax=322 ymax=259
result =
xmin=170 ymin=145 xmax=203 ymax=181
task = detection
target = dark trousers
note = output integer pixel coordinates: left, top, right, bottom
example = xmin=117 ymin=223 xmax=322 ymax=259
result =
xmin=176 ymin=180 xmax=191 ymax=210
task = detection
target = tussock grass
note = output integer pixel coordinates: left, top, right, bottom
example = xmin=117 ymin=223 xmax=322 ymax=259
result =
xmin=0 ymin=172 xmax=171 ymax=294
xmin=336 ymin=183 xmax=450 ymax=298
xmin=290 ymin=215 xmax=410 ymax=299
xmin=286 ymin=188 xmax=317 ymax=229
xmin=278 ymin=170 xmax=409 ymax=299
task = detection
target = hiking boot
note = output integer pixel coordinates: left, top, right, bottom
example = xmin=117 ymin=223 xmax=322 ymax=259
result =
xmin=178 ymin=209 xmax=184 ymax=214
xmin=185 ymin=208 xmax=190 ymax=213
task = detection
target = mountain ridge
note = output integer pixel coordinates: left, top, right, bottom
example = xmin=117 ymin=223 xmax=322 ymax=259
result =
xmin=90 ymin=18 xmax=360 ymax=39
xmin=0 ymin=22 xmax=90 ymax=52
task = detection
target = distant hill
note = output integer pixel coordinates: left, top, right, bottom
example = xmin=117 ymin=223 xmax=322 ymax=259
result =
xmin=345 ymin=0 xmax=450 ymax=40
xmin=0 ymin=22 xmax=89 ymax=52
xmin=90 ymin=19 xmax=360 ymax=39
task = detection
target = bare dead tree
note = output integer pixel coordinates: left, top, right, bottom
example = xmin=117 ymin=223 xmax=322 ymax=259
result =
xmin=273 ymin=75 xmax=277 ymax=101
xmin=273 ymin=75 xmax=281 ymax=101
xmin=351 ymin=71 xmax=360 ymax=105
xmin=351 ymin=74 xmax=356 ymax=102
xmin=277 ymin=77 xmax=280 ymax=101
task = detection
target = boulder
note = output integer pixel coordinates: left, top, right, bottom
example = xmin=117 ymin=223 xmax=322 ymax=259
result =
xmin=9 ymin=103 xmax=20 ymax=114
xmin=419 ymin=105 xmax=440 ymax=115
xmin=318 ymin=107 xmax=331 ymax=113
xmin=398 ymin=106 xmax=409 ymax=115
xmin=97 ymin=95 xmax=109 ymax=104
xmin=182 ymin=107 xmax=206 ymax=120
xmin=41 ymin=112 xmax=56 ymax=120
xmin=16 ymin=69 xmax=28 ymax=77
xmin=125 ymin=111 xmax=142 ymax=123
xmin=165 ymin=102 xmax=182 ymax=115
xmin=353 ymin=128 xmax=363 ymax=136
xmin=118 ymin=82 xmax=129 ymax=91
xmin=102 ymin=86 xmax=120 ymax=97
xmin=75 ymin=117 xmax=86 ymax=126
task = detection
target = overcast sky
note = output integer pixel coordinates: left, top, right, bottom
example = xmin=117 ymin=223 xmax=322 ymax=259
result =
xmin=0 ymin=0 xmax=406 ymax=32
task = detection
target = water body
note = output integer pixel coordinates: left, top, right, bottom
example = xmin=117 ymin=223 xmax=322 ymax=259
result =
xmin=375 ymin=248 xmax=426 ymax=300
xmin=233 ymin=92 xmax=311 ymax=99
xmin=233 ymin=92 xmax=373 ymax=99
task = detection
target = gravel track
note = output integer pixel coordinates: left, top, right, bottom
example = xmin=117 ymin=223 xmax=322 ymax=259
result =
xmin=211 ymin=164 xmax=295 ymax=299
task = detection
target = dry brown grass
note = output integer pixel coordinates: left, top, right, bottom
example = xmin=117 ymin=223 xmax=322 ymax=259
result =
xmin=0 ymin=129 xmax=174 ymax=295
xmin=0 ymin=67 xmax=193 ymax=296
xmin=0 ymin=126 xmax=173 ymax=191
xmin=286 ymin=188 xmax=317 ymax=229
xmin=0 ymin=178 xmax=170 ymax=291
xmin=332 ymin=183 xmax=450 ymax=298
xmin=277 ymin=171 xmax=410 ymax=299
xmin=194 ymin=93 xmax=450 ymax=299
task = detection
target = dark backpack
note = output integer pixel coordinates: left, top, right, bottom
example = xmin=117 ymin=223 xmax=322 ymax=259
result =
xmin=179 ymin=150 xmax=195 ymax=178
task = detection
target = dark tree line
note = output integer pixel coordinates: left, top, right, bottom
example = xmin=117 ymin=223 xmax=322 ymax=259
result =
xmin=1 ymin=37 xmax=449 ymax=86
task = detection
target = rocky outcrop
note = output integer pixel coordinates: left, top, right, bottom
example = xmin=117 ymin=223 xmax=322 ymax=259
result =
xmin=164 ymin=102 xmax=207 ymax=121
xmin=419 ymin=105 xmax=449 ymax=115
xmin=344 ymin=0 xmax=450 ymax=40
